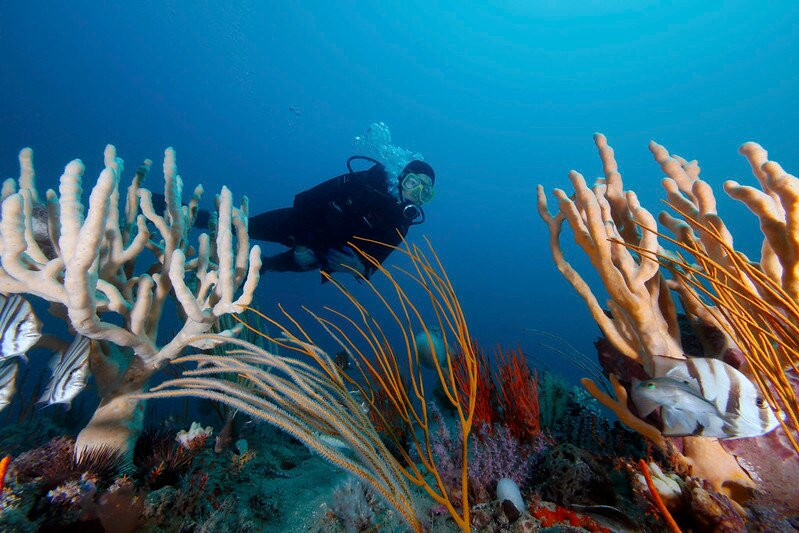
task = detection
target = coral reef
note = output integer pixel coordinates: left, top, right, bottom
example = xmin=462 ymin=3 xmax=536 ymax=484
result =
xmin=527 ymin=501 xmax=610 ymax=532
xmin=0 ymin=420 xmax=334 ymax=531
xmin=0 ymin=146 xmax=261 ymax=457
xmin=429 ymin=406 xmax=543 ymax=508
xmin=496 ymin=348 xmax=541 ymax=443
xmin=315 ymin=477 xmax=406 ymax=532
xmin=537 ymin=134 xmax=799 ymax=503
xmin=137 ymin=240 xmax=482 ymax=531
xmin=532 ymin=443 xmax=616 ymax=507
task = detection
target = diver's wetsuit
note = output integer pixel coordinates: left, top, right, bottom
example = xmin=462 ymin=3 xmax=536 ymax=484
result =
xmin=251 ymin=162 xmax=417 ymax=277
xmin=151 ymin=161 xmax=421 ymax=278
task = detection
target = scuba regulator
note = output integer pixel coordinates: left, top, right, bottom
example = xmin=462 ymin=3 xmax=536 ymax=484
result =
xmin=346 ymin=155 xmax=426 ymax=225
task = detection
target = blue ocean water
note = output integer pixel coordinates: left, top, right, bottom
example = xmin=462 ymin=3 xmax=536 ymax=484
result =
xmin=3 ymin=2 xmax=798 ymax=384
xmin=2 ymin=2 xmax=798 ymax=380
xmin=1 ymin=2 xmax=798 ymax=530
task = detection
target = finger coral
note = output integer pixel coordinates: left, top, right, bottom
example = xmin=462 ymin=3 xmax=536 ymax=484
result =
xmin=0 ymin=146 xmax=261 ymax=458
xmin=537 ymin=134 xmax=799 ymax=504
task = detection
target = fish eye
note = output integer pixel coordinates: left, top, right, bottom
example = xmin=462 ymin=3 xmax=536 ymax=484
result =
xmin=646 ymin=383 xmax=656 ymax=389
xmin=756 ymin=398 xmax=767 ymax=409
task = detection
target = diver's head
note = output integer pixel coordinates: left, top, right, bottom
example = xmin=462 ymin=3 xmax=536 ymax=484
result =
xmin=399 ymin=160 xmax=435 ymax=205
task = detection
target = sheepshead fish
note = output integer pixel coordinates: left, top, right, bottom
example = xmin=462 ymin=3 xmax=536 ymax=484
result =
xmin=30 ymin=202 xmax=58 ymax=259
xmin=39 ymin=334 xmax=91 ymax=409
xmin=0 ymin=293 xmax=42 ymax=361
xmin=633 ymin=355 xmax=782 ymax=438
xmin=0 ymin=200 xmax=57 ymax=260
xmin=0 ymin=358 xmax=18 ymax=411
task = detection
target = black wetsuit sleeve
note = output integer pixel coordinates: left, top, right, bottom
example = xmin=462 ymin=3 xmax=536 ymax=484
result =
xmin=247 ymin=208 xmax=298 ymax=246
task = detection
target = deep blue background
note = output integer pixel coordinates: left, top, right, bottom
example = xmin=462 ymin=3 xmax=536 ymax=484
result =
xmin=1 ymin=1 xmax=798 ymax=382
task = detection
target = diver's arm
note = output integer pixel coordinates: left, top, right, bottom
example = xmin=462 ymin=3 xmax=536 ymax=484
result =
xmin=261 ymin=250 xmax=305 ymax=272
xmin=247 ymin=208 xmax=298 ymax=246
xmin=355 ymin=224 xmax=409 ymax=277
xmin=361 ymin=239 xmax=395 ymax=277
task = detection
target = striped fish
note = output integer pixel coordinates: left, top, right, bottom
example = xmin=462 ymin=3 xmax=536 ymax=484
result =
xmin=0 ymin=293 xmax=42 ymax=361
xmin=39 ymin=334 xmax=91 ymax=409
xmin=0 ymin=359 xmax=18 ymax=411
xmin=632 ymin=355 xmax=782 ymax=438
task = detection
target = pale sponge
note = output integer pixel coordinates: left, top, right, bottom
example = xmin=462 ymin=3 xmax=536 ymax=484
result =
xmin=496 ymin=477 xmax=525 ymax=513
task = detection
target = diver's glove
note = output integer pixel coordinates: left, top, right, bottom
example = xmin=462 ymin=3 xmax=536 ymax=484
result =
xmin=293 ymin=245 xmax=319 ymax=271
xmin=326 ymin=246 xmax=367 ymax=278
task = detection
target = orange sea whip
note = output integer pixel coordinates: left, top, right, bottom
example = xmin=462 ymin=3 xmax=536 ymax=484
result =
xmin=0 ymin=455 xmax=11 ymax=495
xmin=638 ymin=459 xmax=681 ymax=533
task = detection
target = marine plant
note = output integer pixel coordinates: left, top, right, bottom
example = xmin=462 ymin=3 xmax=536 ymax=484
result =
xmin=536 ymin=369 xmax=571 ymax=432
xmin=453 ymin=344 xmax=541 ymax=443
xmin=453 ymin=343 xmax=498 ymax=436
xmin=496 ymin=347 xmax=540 ymax=442
xmin=138 ymin=238 xmax=480 ymax=532
xmin=537 ymin=133 xmax=798 ymax=502
xmin=430 ymin=407 xmax=541 ymax=507
xmin=638 ymin=459 xmax=681 ymax=533
xmin=0 ymin=146 xmax=261 ymax=457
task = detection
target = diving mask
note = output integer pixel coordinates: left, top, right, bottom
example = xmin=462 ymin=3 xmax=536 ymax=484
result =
xmin=401 ymin=172 xmax=435 ymax=204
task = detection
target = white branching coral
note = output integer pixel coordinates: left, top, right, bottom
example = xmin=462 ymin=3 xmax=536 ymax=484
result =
xmin=0 ymin=145 xmax=261 ymax=456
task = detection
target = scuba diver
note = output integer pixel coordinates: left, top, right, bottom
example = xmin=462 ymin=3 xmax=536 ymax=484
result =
xmin=157 ymin=157 xmax=435 ymax=280
xmin=251 ymin=157 xmax=435 ymax=280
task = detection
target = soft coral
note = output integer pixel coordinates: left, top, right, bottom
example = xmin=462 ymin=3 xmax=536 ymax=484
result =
xmin=529 ymin=502 xmax=610 ymax=532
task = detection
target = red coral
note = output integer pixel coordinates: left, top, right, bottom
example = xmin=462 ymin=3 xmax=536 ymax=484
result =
xmin=0 ymin=455 xmax=10 ymax=494
xmin=368 ymin=379 xmax=411 ymax=446
xmin=454 ymin=342 xmax=542 ymax=443
xmin=497 ymin=346 xmax=540 ymax=442
xmin=529 ymin=502 xmax=611 ymax=533
xmin=454 ymin=342 xmax=500 ymax=435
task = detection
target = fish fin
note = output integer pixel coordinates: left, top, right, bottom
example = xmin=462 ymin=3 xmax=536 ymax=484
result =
xmin=661 ymin=363 xmax=703 ymax=393
xmin=47 ymin=351 xmax=64 ymax=371
xmin=37 ymin=390 xmax=51 ymax=405
xmin=651 ymin=355 xmax=689 ymax=377
xmin=18 ymin=353 xmax=28 ymax=364
xmin=630 ymin=380 xmax=660 ymax=417
xmin=632 ymin=396 xmax=660 ymax=418
xmin=663 ymin=364 xmax=693 ymax=382
xmin=661 ymin=408 xmax=698 ymax=436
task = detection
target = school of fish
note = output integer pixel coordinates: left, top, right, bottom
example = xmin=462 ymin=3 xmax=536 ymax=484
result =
xmin=0 ymin=292 xmax=91 ymax=412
